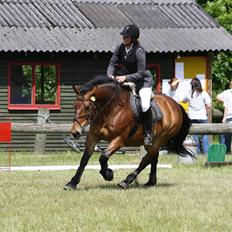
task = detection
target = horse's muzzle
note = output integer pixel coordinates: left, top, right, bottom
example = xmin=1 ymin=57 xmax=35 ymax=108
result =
xmin=71 ymin=131 xmax=81 ymax=138
xmin=70 ymin=126 xmax=82 ymax=138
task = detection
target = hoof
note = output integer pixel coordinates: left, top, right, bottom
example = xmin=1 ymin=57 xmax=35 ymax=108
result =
xmin=63 ymin=182 xmax=76 ymax=190
xmin=99 ymin=168 xmax=114 ymax=181
xmin=117 ymin=181 xmax=128 ymax=190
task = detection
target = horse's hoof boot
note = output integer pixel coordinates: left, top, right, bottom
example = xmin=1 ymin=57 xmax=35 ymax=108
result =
xmin=63 ymin=182 xmax=76 ymax=190
xmin=117 ymin=181 xmax=128 ymax=189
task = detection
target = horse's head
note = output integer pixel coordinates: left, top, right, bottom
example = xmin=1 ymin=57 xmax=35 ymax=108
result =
xmin=70 ymin=85 xmax=96 ymax=138
xmin=70 ymin=75 xmax=121 ymax=138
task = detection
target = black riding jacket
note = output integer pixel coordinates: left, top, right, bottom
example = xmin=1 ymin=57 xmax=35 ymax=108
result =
xmin=107 ymin=43 xmax=153 ymax=91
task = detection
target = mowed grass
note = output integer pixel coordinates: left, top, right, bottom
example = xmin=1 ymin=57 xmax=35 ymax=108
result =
xmin=0 ymin=151 xmax=141 ymax=166
xmin=1 ymin=153 xmax=232 ymax=231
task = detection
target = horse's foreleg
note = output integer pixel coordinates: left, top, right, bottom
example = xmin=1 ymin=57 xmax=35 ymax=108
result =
xmin=64 ymin=135 xmax=97 ymax=190
xmin=144 ymin=152 xmax=159 ymax=187
xmin=99 ymin=136 xmax=123 ymax=181
xmin=118 ymin=154 xmax=153 ymax=189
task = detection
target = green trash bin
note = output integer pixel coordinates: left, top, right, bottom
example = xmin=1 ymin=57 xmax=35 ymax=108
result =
xmin=207 ymin=144 xmax=226 ymax=163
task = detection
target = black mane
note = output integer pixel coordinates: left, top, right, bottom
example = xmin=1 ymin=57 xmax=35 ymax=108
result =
xmin=80 ymin=75 xmax=114 ymax=95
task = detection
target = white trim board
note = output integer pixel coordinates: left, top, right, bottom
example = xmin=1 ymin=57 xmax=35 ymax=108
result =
xmin=0 ymin=164 xmax=172 ymax=171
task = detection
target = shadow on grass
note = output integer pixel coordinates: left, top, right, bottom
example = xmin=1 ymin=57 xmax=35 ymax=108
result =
xmin=81 ymin=182 xmax=177 ymax=191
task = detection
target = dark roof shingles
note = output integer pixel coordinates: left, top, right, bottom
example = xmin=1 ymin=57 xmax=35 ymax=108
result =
xmin=0 ymin=27 xmax=232 ymax=53
xmin=77 ymin=3 xmax=132 ymax=28
xmin=0 ymin=0 xmax=231 ymax=53
xmin=0 ymin=0 xmax=219 ymax=29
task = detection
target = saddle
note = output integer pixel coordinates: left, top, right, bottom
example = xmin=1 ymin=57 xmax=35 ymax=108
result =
xmin=123 ymin=82 xmax=163 ymax=124
xmin=130 ymin=93 xmax=163 ymax=124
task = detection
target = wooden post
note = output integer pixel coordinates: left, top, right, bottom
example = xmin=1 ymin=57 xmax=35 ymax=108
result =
xmin=34 ymin=108 xmax=49 ymax=154
xmin=206 ymin=52 xmax=212 ymax=123
xmin=206 ymin=52 xmax=213 ymax=144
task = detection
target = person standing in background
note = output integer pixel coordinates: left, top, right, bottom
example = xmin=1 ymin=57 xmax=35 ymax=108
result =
xmin=216 ymin=80 xmax=232 ymax=154
xmin=183 ymin=78 xmax=211 ymax=155
xmin=164 ymin=77 xmax=182 ymax=102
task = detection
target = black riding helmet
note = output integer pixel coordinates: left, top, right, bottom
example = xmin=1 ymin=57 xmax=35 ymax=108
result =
xmin=120 ymin=24 xmax=140 ymax=39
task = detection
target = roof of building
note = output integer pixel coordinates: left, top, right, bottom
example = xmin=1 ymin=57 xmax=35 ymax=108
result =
xmin=0 ymin=0 xmax=231 ymax=53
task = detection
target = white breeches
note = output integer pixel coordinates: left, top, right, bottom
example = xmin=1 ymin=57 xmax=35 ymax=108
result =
xmin=139 ymin=87 xmax=152 ymax=112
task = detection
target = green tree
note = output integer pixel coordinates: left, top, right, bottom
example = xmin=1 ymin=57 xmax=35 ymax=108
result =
xmin=205 ymin=0 xmax=232 ymax=33
xmin=197 ymin=0 xmax=232 ymax=109
xmin=196 ymin=0 xmax=214 ymax=8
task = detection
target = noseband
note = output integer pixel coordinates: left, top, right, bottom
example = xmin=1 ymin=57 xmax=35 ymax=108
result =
xmin=73 ymin=113 xmax=91 ymax=135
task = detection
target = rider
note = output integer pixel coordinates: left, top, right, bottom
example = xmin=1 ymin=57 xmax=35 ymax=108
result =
xmin=107 ymin=24 xmax=154 ymax=146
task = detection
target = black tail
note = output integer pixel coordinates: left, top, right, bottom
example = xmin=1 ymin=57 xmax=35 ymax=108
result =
xmin=167 ymin=105 xmax=195 ymax=158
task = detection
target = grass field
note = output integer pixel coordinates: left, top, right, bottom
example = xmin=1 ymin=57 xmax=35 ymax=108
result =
xmin=1 ymin=152 xmax=232 ymax=231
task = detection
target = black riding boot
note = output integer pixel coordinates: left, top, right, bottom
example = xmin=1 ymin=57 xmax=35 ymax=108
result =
xmin=142 ymin=108 xmax=153 ymax=146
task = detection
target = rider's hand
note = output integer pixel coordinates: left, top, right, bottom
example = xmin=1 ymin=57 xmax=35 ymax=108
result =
xmin=108 ymin=75 xmax=115 ymax=80
xmin=115 ymin=75 xmax=126 ymax=83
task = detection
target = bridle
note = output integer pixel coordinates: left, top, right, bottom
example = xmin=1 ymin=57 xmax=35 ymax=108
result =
xmin=73 ymin=113 xmax=91 ymax=136
xmin=73 ymin=82 xmax=120 ymax=137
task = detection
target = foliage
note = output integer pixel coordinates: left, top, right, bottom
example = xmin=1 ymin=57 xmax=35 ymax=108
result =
xmin=196 ymin=0 xmax=232 ymax=33
xmin=197 ymin=0 xmax=232 ymax=109
xmin=35 ymin=65 xmax=57 ymax=104
xmin=196 ymin=0 xmax=213 ymax=8
xmin=205 ymin=0 xmax=232 ymax=33
xmin=212 ymin=52 xmax=232 ymax=110
xmin=17 ymin=64 xmax=57 ymax=104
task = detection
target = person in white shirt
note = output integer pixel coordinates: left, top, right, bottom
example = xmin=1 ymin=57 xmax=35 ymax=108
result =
xmin=216 ymin=80 xmax=232 ymax=153
xmin=183 ymin=78 xmax=211 ymax=155
xmin=165 ymin=77 xmax=182 ymax=102
xmin=216 ymin=80 xmax=232 ymax=102
xmin=223 ymin=92 xmax=232 ymax=122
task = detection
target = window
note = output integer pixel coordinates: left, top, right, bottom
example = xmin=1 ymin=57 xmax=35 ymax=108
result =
xmin=8 ymin=63 xmax=60 ymax=110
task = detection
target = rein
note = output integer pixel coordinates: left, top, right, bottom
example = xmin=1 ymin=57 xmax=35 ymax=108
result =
xmin=91 ymin=82 xmax=120 ymax=121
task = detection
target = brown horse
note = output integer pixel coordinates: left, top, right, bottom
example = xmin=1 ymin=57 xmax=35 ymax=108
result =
xmin=64 ymin=75 xmax=194 ymax=190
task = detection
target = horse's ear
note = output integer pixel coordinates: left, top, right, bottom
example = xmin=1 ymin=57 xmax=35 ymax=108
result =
xmin=73 ymin=85 xmax=81 ymax=95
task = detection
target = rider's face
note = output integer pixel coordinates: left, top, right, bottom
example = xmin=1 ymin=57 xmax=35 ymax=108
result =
xmin=171 ymin=83 xmax=179 ymax=91
xmin=122 ymin=36 xmax=133 ymax=47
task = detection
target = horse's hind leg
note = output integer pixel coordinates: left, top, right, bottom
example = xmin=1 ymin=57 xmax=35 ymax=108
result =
xmin=144 ymin=152 xmax=159 ymax=187
xmin=118 ymin=154 xmax=153 ymax=189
